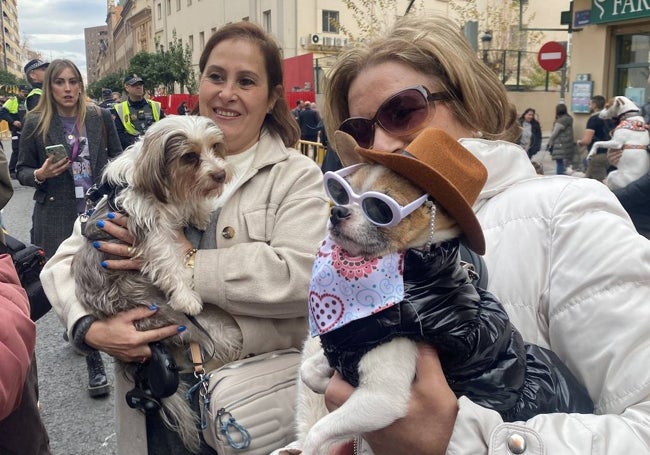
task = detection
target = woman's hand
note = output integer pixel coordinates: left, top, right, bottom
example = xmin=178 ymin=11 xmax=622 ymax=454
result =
xmin=607 ymin=149 xmax=623 ymax=167
xmin=324 ymin=344 xmax=458 ymax=455
xmin=92 ymin=212 xmax=141 ymax=270
xmin=84 ymin=306 xmax=185 ymax=363
xmin=35 ymin=155 xmax=70 ymax=181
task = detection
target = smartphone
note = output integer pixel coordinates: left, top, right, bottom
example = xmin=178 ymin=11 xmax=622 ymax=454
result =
xmin=45 ymin=144 xmax=67 ymax=163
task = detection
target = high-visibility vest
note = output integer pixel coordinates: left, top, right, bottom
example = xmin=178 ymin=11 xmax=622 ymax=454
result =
xmin=3 ymin=97 xmax=18 ymax=114
xmin=114 ymin=99 xmax=162 ymax=135
xmin=25 ymin=88 xmax=42 ymax=112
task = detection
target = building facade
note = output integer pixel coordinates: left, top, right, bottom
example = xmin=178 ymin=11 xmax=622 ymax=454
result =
xmin=1 ymin=0 xmax=22 ymax=78
xmin=85 ymin=25 xmax=109 ymax=85
xmin=88 ymin=0 xmax=573 ymax=128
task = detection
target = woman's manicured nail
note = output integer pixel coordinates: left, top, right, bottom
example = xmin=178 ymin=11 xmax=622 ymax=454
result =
xmin=177 ymin=325 xmax=186 ymax=333
xmin=148 ymin=304 xmax=159 ymax=311
xmin=92 ymin=241 xmax=101 ymax=249
xmin=96 ymin=220 xmax=105 ymax=228
xmin=107 ymin=212 xmax=115 ymax=219
xmin=100 ymin=261 xmax=108 ymax=268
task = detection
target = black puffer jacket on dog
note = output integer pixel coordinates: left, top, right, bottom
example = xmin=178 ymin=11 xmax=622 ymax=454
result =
xmin=320 ymin=239 xmax=593 ymax=421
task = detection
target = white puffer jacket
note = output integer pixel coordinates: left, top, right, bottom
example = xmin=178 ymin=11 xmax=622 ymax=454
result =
xmin=446 ymin=138 xmax=650 ymax=454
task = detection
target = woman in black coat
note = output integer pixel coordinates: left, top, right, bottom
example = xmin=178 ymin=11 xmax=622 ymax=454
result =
xmin=16 ymin=59 xmax=122 ymax=259
xmin=16 ymin=59 xmax=122 ymax=401
xmin=518 ymin=108 xmax=542 ymax=158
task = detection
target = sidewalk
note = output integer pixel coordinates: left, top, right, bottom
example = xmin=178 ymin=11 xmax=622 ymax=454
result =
xmin=531 ymin=136 xmax=556 ymax=176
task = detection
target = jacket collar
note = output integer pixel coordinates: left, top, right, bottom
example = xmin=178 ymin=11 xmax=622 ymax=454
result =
xmin=459 ymin=138 xmax=538 ymax=211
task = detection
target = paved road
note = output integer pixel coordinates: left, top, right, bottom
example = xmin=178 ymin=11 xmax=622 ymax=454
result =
xmin=1 ymin=140 xmax=117 ymax=455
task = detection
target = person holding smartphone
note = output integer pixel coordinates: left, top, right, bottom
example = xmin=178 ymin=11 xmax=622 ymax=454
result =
xmin=16 ymin=59 xmax=123 ymax=399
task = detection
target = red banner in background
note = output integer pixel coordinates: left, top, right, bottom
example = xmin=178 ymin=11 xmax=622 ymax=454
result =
xmin=152 ymin=93 xmax=198 ymax=115
xmin=283 ymin=53 xmax=315 ymax=108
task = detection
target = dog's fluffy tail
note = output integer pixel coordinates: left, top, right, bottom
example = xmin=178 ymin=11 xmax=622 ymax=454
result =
xmin=160 ymin=384 xmax=202 ymax=453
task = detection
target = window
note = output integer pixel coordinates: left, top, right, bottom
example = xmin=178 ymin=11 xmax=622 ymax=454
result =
xmin=188 ymin=35 xmax=194 ymax=51
xmin=614 ymin=33 xmax=650 ymax=106
xmin=263 ymin=10 xmax=271 ymax=32
xmin=322 ymin=10 xmax=339 ymax=33
xmin=157 ymin=2 xmax=162 ymax=20
xmin=176 ymin=0 xmax=181 ymax=11
xmin=166 ymin=0 xmax=171 ymax=15
xmin=187 ymin=0 xmax=192 ymax=5
xmin=199 ymin=31 xmax=205 ymax=50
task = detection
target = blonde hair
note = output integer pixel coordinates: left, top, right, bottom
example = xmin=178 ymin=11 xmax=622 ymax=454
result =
xmin=31 ymin=59 xmax=87 ymax=143
xmin=323 ymin=14 xmax=519 ymax=144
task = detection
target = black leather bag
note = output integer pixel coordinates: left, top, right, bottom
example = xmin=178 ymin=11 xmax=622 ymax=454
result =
xmin=4 ymin=233 xmax=51 ymax=321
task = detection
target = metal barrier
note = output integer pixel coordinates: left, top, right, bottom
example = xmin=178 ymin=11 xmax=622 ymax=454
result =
xmin=298 ymin=140 xmax=326 ymax=167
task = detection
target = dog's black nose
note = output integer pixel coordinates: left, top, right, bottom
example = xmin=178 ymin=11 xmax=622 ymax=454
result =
xmin=330 ymin=206 xmax=350 ymax=225
xmin=211 ymin=170 xmax=226 ymax=184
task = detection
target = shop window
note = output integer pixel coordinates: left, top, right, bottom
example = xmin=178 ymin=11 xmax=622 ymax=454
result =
xmin=614 ymin=33 xmax=650 ymax=106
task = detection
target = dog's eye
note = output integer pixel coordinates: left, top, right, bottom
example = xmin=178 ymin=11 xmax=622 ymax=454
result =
xmin=180 ymin=153 xmax=200 ymax=166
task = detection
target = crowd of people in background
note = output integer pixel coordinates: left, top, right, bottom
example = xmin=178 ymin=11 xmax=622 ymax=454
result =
xmin=0 ymin=13 xmax=649 ymax=455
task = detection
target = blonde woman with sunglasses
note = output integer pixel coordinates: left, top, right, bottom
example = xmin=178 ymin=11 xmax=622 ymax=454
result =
xmin=317 ymin=13 xmax=650 ymax=455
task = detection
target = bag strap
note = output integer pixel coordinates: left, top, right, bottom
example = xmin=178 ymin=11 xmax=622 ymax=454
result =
xmin=189 ymin=341 xmax=204 ymax=375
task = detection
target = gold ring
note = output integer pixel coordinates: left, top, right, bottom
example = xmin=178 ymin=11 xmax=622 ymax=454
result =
xmin=127 ymin=246 xmax=133 ymax=255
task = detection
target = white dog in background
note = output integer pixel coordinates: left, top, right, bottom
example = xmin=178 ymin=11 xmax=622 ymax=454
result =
xmin=587 ymin=95 xmax=650 ymax=189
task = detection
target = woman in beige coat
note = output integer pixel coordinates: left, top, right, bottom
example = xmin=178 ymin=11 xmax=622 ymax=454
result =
xmin=41 ymin=22 xmax=329 ymax=454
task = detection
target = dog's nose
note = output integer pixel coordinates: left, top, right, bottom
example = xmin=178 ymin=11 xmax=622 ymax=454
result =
xmin=210 ymin=170 xmax=226 ymax=184
xmin=330 ymin=206 xmax=350 ymax=225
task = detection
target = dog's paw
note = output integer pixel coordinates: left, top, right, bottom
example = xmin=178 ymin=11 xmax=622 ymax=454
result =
xmin=169 ymin=292 xmax=203 ymax=316
xmin=300 ymin=354 xmax=334 ymax=394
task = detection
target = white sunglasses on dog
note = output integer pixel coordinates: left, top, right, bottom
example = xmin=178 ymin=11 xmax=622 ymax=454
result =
xmin=323 ymin=164 xmax=429 ymax=228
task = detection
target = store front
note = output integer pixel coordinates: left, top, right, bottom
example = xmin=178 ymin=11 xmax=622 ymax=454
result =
xmin=570 ymin=0 xmax=650 ymax=134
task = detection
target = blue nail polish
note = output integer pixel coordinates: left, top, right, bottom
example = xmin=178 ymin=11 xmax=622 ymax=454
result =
xmin=177 ymin=325 xmax=186 ymax=333
xmin=96 ymin=220 xmax=105 ymax=228
xmin=100 ymin=261 xmax=108 ymax=268
xmin=107 ymin=212 xmax=115 ymax=219
xmin=92 ymin=241 xmax=101 ymax=249
xmin=148 ymin=304 xmax=159 ymax=311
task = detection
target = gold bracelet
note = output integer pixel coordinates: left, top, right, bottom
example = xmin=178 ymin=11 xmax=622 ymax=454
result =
xmin=184 ymin=248 xmax=198 ymax=268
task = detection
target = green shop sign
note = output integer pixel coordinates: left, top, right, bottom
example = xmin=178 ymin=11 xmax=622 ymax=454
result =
xmin=592 ymin=0 xmax=650 ymax=23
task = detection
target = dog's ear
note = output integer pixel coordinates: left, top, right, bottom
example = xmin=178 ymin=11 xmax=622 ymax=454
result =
xmin=333 ymin=131 xmax=367 ymax=167
xmin=132 ymin=127 xmax=170 ymax=203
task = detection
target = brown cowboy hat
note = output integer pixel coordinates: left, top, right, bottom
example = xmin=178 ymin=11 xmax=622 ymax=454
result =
xmin=333 ymin=128 xmax=487 ymax=254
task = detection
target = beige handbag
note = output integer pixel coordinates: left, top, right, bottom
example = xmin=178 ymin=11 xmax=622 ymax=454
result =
xmin=193 ymin=347 xmax=302 ymax=455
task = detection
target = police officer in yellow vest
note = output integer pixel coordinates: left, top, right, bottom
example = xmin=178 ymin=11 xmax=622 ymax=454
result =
xmin=0 ymin=85 xmax=29 ymax=177
xmin=114 ymin=74 xmax=164 ymax=149
xmin=23 ymin=59 xmax=49 ymax=112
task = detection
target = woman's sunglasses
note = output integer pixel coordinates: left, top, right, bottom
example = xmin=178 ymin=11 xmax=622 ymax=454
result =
xmin=323 ymin=164 xmax=429 ymax=228
xmin=339 ymin=85 xmax=450 ymax=149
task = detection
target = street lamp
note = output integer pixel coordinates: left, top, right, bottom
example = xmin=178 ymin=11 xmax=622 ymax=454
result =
xmin=480 ymin=31 xmax=492 ymax=64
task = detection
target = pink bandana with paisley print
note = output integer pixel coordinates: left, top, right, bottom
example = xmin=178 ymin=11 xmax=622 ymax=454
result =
xmin=309 ymin=236 xmax=405 ymax=336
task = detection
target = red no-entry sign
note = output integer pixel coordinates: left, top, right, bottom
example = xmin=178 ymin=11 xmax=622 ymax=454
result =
xmin=538 ymin=41 xmax=566 ymax=72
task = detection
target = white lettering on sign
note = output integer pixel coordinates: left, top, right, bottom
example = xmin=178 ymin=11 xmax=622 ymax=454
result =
xmin=541 ymin=52 xmax=563 ymax=60
xmin=611 ymin=0 xmax=650 ymax=16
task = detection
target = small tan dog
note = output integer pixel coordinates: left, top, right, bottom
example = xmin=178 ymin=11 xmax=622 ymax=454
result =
xmin=73 ymin=115 xmax=241 ymax=452
xmin=288 ymin=128 xmax=592 ymax=455
xmin=294 ymin=128 xmax=486 ymax=455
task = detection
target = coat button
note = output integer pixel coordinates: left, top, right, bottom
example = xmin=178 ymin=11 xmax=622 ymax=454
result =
xmin=221 ymin=226 xmax=234 ymax=239
xmin=48 ymin=196 xmax=55 ymax=202
xmin=507 ymin=433 xmax=526 ymax=454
